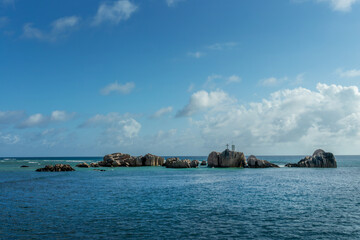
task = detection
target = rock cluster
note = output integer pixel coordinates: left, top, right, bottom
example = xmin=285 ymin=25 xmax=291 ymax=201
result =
xmin=200 ymin=160 xmax=207 ymax=166
xmin=76 ymin=162 xmax=90 ymax=168
xmin=285 ymin=149 xmax=337 ymax=168
xmin=164 ymin=158 xmax=199 ymax=168
xmin=97 ymin=153 xmax=164 ymax=167
xmin=208 ymin=149 xmax=247 ymax=168
xmin=247 ymin=155 xmax=279 ymax=168
xmin=36 ymin=164 xmax=75 ymax=172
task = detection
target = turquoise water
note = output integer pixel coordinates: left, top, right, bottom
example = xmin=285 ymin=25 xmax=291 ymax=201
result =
xmin=1 ymin=156 xmax=360 ymax=239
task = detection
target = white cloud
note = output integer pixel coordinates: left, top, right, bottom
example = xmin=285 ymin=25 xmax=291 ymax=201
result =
xmin=18 ymin=111 xmax=74 ymax=128
xmin=0 ymin=132 xmax=19 ymax=144
xmin=203 ymin=74 xmax=223 ymax=89
xmin=93 ymin=0 xmax=137 ymax=26
xmin=336 ymin=68 xmax=360 ymax=78
xmin=166 ymin=0 xmax=185 ymax=7
xmin=207 ymin=42 xmax=238 ymax=50
xmin=22 ymin=16 xmax=80 ymax=41
xmin=226 ymin=75 xmax=241 ymax=84
xmin=259 ymin=76 xmax=288 ymax=87
xmin=317 ymin=0 xmax=359 ymax=12
xmin=181 ymin=83 xmax=360 ymax=154
xmin=0 ymin=110 xmax=25 ymax=124
xmin=81 ymin=112 xmax=141 ymax=145
xmin=100 ymin=81 xmax=135 ymax=95
xmin=187 ymin=83 xmax=195 ymax=92
xmin=176 ymin=89 xmax=234 ymax=117
xmin=151 ymin=106 xmax=173 ymax=118
xmin=188 ymin=51 xmax=204 ymax=58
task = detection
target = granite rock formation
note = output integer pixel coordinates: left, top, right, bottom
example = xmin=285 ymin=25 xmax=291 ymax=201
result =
xmin=36 ymin=164 xmax=75 ymax=172
xmin=164 ymin=158 xmax=199 ymax=168
xmin=97 ymin=153 xmax=164 ymax=167
xmin=247 ymin=155 xmax=279 ymax=168
xmin=76 ymin=162 xmax=90 ymax=168
xmin=285 ymin=149 xmax=337 ymax=168
xmin=200 ymin=160 xmax=207 ymax=166
xmin=207 ymin=149 xmax=247 ymax=168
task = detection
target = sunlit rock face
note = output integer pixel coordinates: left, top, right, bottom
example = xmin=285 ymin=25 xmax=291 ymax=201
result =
xmin=285 ymin=149 xmax=337 ymax=168
xmin=207 ymin=149 xmax=246 ymax=168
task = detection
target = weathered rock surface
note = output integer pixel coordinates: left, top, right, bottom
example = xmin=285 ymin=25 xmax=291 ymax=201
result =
xmin=247 ymin=155 xmax=279 ymax=168
xmin=97 ymin=153 xmax=164 ymax=167
xmin=36 ymin=164 xmax=75 ymax=172
xmin=164 ymin=158 xmax=199 ymax=168
xmin=285 ymin=149 xmax=337 ymax=168
xmin=90 ymin=162 xmax=99 ymax=168
xmin=207 ymin=149 xmax=247 ymax=168
xmin=76 ymin=162 xmax=90 ymax=168
xmin=200 ymin=160 xmax=207 ymax=166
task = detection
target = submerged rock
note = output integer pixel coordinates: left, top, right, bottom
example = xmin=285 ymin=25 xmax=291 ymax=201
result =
xmin=76 ymin=162 xmax=90 ymax=168
xmin=20 ymin=165 xmax=29 ymax=168
xmin=285 ymin=149 xmax=337 ymax=168
xmin=164 ymin=158 xmax=199 ymax=168
xmin=97 ymin=152 xmax=164 ymax=167
xmin=208 ymin=149 xmax=247 ymax=168
xmin=247 ymin=155 xmax=279 ymax=168
xmin=36 ymin=164 xmax=75 ymax=172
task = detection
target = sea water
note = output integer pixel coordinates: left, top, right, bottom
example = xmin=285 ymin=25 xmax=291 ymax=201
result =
xmin=1 ymin=156 xmax=360 ymax=239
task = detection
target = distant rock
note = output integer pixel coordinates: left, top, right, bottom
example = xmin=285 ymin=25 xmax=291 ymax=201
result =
xmin=90 ymin=162 xmax=100 ymax=168
xmin=76 ymin=162 xmax=90 ymax=168
xmin=36 ymin=164 xmax=75 ymax=172
xmin=200 ymin=160 xmax=207 ymax=166
xmin=93 ymin=169 xmax=106 ymax=172
xmin=97 ymin=153 xmax=164 ymax=167
xmin=20 ymin=165 xmax=29 ymax=168
xmin=285 ymin=149 xmax=337 ymax=168
xmin=164 ymin=158 xmax=199 ymax=168
xmin=207 ymin=149 xmax=247 ymax=168
xmin=247 ymin=155 xmax=279 ymax=168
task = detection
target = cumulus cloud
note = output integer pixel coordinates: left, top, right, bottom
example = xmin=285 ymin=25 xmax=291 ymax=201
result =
xmin=17 ymin=111 xmax=74 ymax=128
xmin=207 ymin=42 xmax=238 ymax=50
xmin=176 ymin=90 xmax=234 ymax=117
xmin=226 ymin=75 xmax=241 ymax=84
xmin=100 ymin=81 xmax=135 ymax=95
xmin=182 ymin=83 xmax=360 ymax=154
xmin=93 ymin=0 xmax=137 ymax=25
xmin=22 ymin=16 xmax=80 ymax=41
xmin=81 ymin=112 xmax=141 ymax=145
xmin=188 ymin=51 xmax=204 ymax=58
xmin=151 ymin=106 xmax=173 ymax=118
xmin=317 ymin=0 xmax=359 ymax=12
xmin=0 ymin=110 xmax=25 ymax=124
xmin=259 ymin=76 xmax=288 ymax=87
xmin=336 ymin=68 xmax=360 ymax=78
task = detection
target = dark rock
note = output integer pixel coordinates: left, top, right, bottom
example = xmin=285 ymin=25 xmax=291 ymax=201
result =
xmin=247 ymin=155 xmax=279 ymax=168
xmin=208 ymin=149 xmax=247 ymax=168
xmin=20 ymin=165 xmax=29 ymax=168
xmin=142 ymin=153 xmax=164 ymax=166
xmin=190 ymin=160 xmax=200 ymax=168
xmin=285 ymin=149 xmax=337 ymax=168
xmin=76 ymin=162 xmax=90 ymax=168
xmin=93 ymin=169 xmax=106 ymax=172
xmin=90 ymin=162 xmax=100 ymax=167
xmin=36 ymin=164 xmax=75 ymax=172
xmin=200 ymin=160 xmax=207 ymax=166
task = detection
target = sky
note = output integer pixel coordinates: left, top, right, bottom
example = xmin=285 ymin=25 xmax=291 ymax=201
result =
xmin=1 ymin=0 xmax=360 ymax=157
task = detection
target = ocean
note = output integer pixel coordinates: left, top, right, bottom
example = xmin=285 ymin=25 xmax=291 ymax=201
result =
xmin=1 ymin=155 xmax=360 ymax=239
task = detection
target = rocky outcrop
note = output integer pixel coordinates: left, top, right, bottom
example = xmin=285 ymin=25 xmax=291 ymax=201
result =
xmin=97 ymin=153 xmax=164 ymax=167
xmin=90 ymin=162 xmax=99 ymax=167
xmin=200 ymin=160 xmax=207 ymax=166
xmin=247 ymin=155 xmax=279 ymax=168
xmin=76 ymin=162 xmax=90 ymax=168
xmin=164 ymin=158 xmax=199 ymax=168
xmin=36 ymin=164 xmax=75 ymax=172
xmin=207 ymin=149 xmax=247 ymax=168
xmin=285 ymin=149 xmax=337 ymax=168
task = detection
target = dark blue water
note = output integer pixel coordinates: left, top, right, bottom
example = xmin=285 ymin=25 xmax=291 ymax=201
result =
xmin=1 ymin=156 xmax=360 ymax=239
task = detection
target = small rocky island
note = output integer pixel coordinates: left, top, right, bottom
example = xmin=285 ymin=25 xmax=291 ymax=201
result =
xmin=36 ymin=164 xmax=75 ymax=172
xmin=285 ymin=149 xmax=337 ymax=168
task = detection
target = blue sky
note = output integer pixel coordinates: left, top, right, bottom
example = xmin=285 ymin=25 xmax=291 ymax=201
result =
xmin=1 ymin=0 xmax=360 ymax=156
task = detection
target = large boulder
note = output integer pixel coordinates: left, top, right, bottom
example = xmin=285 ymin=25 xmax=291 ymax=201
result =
xmin=164 ymin=158 xmax=199 ymax=168
xmin=76 ymin=162 xmax=90 ymax=168
xmin=285 ymin=149 xmax=337 ymax=168
xmin=97 ymin=153 xmax=164 ymax=167
xmin=247 ymin=155 xmax=279 ymax=168
xmin=208 ymin=149 xmax=247 ymax=168
xmin=36 ymin=164 xmax=75 ymax=172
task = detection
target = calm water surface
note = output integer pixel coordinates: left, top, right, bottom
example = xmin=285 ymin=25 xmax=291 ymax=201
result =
xmin=1 ymin=156 xmax=360 ymax=239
